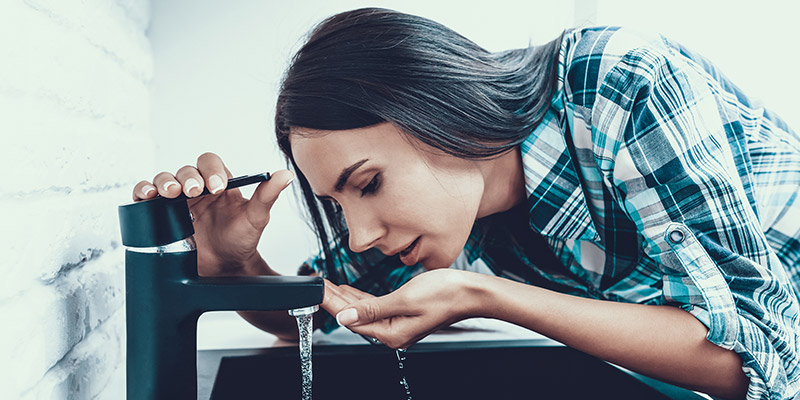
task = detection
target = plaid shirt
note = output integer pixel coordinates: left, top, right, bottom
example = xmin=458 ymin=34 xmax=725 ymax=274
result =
xmin=301 ymin=27 xmax=800 ymax=400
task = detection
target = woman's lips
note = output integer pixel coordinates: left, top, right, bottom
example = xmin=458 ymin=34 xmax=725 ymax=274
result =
xmin=399 ymin=237 xmax=421 ymax=266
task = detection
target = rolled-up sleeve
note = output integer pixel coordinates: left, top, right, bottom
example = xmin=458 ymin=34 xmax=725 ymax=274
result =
xmin=597 ymin=46 xmax=800 ymax=399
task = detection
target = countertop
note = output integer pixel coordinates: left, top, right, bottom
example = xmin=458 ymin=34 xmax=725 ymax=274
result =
xmin=196 ymin=312 xmax=712 ymax=400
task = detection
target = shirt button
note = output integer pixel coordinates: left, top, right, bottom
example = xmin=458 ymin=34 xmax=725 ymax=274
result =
xmin=669 ymin=229 xmax=685 ymax=244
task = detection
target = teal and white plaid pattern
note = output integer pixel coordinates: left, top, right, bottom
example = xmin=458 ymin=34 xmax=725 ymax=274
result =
xmin=301 ymin=26 xmax=800 ymax=399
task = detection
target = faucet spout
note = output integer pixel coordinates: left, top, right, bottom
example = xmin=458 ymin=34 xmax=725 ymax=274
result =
xmin=124 ymin=250 xmax=323 ymax=400
xmin=187 ymin=275 xmax=323 ymax=312
xmin=289 ymin=305 xmax=320 ymax=316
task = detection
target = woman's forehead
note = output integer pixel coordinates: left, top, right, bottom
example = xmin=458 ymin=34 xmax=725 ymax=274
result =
xmin=290 ymin=123 xmax=406 ymax=183
xmin=290 ymin=123 xmax=403 ymax=156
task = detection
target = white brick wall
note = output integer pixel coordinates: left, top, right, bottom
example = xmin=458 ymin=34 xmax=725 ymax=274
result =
xmin=0 ymin=1 xmax=153 ymax=399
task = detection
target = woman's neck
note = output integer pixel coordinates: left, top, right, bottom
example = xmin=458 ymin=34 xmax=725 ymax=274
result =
xmin=475 ymin=147 xmax=526 ymax=219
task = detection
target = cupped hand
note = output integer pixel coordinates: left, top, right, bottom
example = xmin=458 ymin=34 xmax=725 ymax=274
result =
xmin=322 ymin=269 xmax=486 ymax=349
xmin=131 ymin=152 xmax=295 ymax=276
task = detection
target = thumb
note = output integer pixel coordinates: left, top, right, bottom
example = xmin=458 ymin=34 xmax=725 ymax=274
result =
xmin=335 ymin=295 xmax=403 ymax=327
xmin=245 ymin=169 xmax=294 ymax=228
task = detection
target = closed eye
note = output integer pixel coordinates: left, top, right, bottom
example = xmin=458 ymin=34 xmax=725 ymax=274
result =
xmin=360 ymin=173 xmax=381 ymax=197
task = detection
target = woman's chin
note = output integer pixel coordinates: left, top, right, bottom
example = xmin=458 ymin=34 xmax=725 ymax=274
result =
xmin=420 ymin=253 xmax=459 ymax=271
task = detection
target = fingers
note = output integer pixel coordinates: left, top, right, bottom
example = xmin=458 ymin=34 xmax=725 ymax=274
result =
xmin=152 ymin=167 xmax=206 ymax=199
xmin=322 ymin=280 xmax=351 ymax=314
xmin=322 ymin=281 xmax=376 ymax=317
xmin=132 ymin=171 xmax=183 ymax=201
xmin=322 ymin=281 xmax=426 ymax=349
xmin=176 ymin=165 xmax=204 ymax=197
xmin=339 ymin=285 xmax=373 ymax=302
xmin=133 ymin=180 xmax=158 ymax=201
xmin=251 ymin=169 xmax=294 ymax=208
xmin=244 ymin=169 xmax=295 ymax=228
xmin=152 ymin=171 xmax=182 ymax=198
xmin=335 ymin=294 xmax=407 ymax=328
xmin=196 ymin=152 xmax=231 ymax=194
xmin=132 ymin=152 xmax=232 ymax=202
xmin=322 ymin=281 xmax=366 ymax=310
xmin=345 ymin=315 xmax=424 ymax=349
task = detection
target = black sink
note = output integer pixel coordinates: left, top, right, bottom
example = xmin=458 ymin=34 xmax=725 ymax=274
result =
xmin=200 ymin=339 xmax=709 ymax=400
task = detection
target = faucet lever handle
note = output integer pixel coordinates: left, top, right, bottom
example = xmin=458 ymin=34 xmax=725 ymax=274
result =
xmin=118 ymin=197 xmax=194 ymax=248
xmin=118 ymin=172 xmax=271 ymax=248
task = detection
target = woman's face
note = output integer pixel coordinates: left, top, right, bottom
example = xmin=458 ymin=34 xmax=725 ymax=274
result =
xmin=290 ymin=122 xmax=485 ymax=270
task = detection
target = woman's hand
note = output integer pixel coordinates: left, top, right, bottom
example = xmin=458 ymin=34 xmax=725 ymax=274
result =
xmin=131 ymin=152 xmax=294 ymax=276
xmin=323 ymin=269 xmax=487 ymax=349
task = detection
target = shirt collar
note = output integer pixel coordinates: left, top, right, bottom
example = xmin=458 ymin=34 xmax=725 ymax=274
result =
xmin=521 ymin=94 xmax=600 ymax=242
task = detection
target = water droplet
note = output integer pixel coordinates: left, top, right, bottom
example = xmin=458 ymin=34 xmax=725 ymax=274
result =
xmin=396 ymin=349 xmax=412 ymax=399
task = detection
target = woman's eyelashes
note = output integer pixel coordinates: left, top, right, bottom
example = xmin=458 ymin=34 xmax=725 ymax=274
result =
xmin=360 ymin=173 xmax=381 ymax=197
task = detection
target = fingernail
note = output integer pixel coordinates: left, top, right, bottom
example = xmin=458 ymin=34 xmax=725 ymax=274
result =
xmin=208 ymin=175 xmax=224 ymax=194
xmin=184 ymin=178 xmax=201 ymax=195
xmin=336 ymin=308 xmax=358 ymax=326
xmin=163 ymin=181 xmax=178 ymax=192
xmin=284 ymin=176 xmax=294 ymax=189
xmin=142 ymin=184 xmax=156 ymax=197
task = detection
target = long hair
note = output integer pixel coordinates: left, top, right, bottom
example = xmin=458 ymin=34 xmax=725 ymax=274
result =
xmin=274 ymin=8 xmax=565 ymax=275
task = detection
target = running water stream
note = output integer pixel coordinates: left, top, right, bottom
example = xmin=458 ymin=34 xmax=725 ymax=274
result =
xmin=290 ymin=306 xmax=318 ymax=400
xmin=296 ymin=314 xmax=313 ymax=400
xmin=291 ymin=311 xmax=413 ymax=400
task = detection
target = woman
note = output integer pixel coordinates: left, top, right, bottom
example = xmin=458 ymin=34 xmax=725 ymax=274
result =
xmin=134 ymin=8 xmax=800 ymax=400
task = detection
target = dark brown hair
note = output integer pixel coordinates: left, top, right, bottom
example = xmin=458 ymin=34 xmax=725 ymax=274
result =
xmin=275 ymin=8 xmax=565 ymax=274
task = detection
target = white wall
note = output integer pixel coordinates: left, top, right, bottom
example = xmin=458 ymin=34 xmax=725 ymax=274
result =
xmin=593 ymin=0 xmax=800 ymax=130
xmin=0 ymin=1 xmax=153 ymax=398
xmin=147 ymin=0 xmax=576 ymax=276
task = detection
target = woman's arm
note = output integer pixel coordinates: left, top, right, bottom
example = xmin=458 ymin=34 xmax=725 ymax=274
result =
xmin=588 ymin=42 xmax=800 ymax=400
xmin=479 ymin=272 xmax=750 ymax=399
xmin=331 ymin=268 xmax=750 ymax=400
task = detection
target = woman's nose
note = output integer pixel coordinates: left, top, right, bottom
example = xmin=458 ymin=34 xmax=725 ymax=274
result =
xmin=345 ymin=207 xmax=385 ymax=253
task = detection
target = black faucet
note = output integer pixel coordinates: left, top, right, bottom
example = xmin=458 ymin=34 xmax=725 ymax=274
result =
xmin=118 ymin=176 xmax=324 ymax=400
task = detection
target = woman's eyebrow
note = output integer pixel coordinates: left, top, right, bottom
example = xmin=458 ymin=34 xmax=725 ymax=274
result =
xmin=334 ymin=158 xmax=369 ymax=192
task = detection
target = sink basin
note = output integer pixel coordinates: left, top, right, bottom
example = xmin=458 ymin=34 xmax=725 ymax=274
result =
xmin=200 ymin=339 xmax=709 ymax=399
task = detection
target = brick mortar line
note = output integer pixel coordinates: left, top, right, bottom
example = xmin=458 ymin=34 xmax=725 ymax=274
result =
xmin=19 ymin=307 xmax=125 ymax=398
xmin=40 ymin=248 xmax=107 ymax=285
xmin=22 ymin=0 xmax=153 ymax=82
xmin=0 ymin=182 xmax=135 ymax=201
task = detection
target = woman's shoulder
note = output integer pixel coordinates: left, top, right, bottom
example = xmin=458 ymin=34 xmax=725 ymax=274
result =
xmin=559 ymin=26 xmax=677 ymax=106
xmin=563 ymin=25 xmax=667 ymax=64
